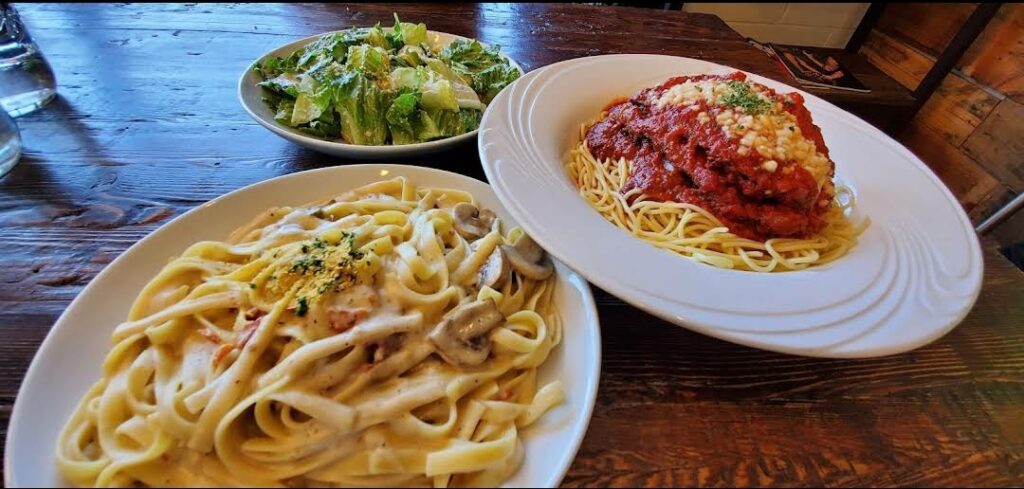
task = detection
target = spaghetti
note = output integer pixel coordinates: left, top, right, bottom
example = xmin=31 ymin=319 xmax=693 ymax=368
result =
xmin=567 ymin=72 xmax=868 ymax=272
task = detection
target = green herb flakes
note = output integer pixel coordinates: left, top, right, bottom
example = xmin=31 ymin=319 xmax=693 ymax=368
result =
xmin=721 ymin=81 xmax=772 ymax=115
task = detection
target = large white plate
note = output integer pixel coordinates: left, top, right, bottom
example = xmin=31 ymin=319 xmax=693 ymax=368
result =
xmin=239 ymin=30 xmax=523 ymax=159
xmin=5 ymin=164 xmax=600 ymax=488
xmin=479 ymin=54 xmax=983 ymax=358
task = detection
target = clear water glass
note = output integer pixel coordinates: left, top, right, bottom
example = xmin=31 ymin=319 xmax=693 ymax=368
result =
xmin=0 ymin=105 xmax=20 ymax=177
xmin=0 ymin=3 xmax=55 ymax=117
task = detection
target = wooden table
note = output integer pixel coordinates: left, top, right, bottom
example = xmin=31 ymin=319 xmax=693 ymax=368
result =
xmin=2 ymin=3 xmax=1021 ymax=487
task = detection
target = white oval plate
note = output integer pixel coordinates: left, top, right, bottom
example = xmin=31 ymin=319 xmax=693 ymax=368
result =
xmin=479 ymin=54 xmax=983 ymax=358
xmin=5 ymin=164 xmax=600 ymax=488
xmin=239 ymin=30 xmax=523 ymax=159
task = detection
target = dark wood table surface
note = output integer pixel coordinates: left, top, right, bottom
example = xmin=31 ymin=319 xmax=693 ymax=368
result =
xmin=2 ymin=3 xmax=1021 ymax=487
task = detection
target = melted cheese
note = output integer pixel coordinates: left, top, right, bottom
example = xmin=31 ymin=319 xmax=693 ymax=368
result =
xmin=657 ymin=78 xmax=831 ymax=188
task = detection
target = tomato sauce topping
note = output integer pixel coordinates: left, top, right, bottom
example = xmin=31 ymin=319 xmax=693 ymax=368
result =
xmin=584 ymin=72 xmax=835 ymax=241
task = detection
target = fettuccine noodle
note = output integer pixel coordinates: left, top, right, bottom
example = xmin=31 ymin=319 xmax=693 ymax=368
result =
xmin=56 ymin=176 xmax=564 ymax=488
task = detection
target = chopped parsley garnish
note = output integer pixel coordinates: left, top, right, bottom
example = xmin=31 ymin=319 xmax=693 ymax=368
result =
xmin=290 ymin=256 xmax=325 ymax=274
xmin=343 ymin=231 xmax=365 ymax=260
xmin=721 ymin=81 xmax=772 ymax=115
xmin=277 ymin=234 xmax=370 ymax=312
xmin=317 ymin=278 xmax=337 ymax=294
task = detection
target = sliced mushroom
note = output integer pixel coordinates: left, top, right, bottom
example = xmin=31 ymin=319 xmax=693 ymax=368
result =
xmin=370 ymin=333 xmax=405 ymax=364
xmin=502 ymin=234 xmax=554 ymax=280
xmin=481 ymin=209 xmax=496 ymax=227
xmin=453 ymin=202 xmax=495 ymax=240
xmin=428 ymin=299 xmax=504 ymax=367
xmin=476 ymin=245 xmax=510 ymax=290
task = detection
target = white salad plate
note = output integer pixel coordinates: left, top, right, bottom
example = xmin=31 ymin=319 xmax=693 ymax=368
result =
xmin=239 ymin=30 xmax=523 ymax=160
xmin=479 ymin=54 xmax=983 ymax=359
xmin=5 ymin=164 xmax=600 ymax=488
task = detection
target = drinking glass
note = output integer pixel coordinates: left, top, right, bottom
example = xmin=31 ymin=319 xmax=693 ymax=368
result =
xmin=0 ymin=3 xmax=55 ymax=117
xmin=0 ymin=105 xmax=21 ymax=178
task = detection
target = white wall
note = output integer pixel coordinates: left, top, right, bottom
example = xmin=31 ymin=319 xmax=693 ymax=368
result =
xmin=683 ymin=3 xmax=870 ymax=48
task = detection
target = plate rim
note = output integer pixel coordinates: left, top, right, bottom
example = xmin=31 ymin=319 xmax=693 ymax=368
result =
xmin=478 ymin=53 xmax=983 ymax=359
xmin=237 ymin=28 xmax=524 ymax=158
xmin=4 ymin=164 xmax=601 ymax=488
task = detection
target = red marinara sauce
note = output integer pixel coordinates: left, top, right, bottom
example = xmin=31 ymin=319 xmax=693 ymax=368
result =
xmin=584 ymin=72 xmax=835 ymax=241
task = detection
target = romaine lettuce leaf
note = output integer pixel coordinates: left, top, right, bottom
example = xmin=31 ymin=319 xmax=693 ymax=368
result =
xmin=308 ymin=61 xmax=346 ymax=84
xmin=345 ymin=45 xmax=390 ymax=80
xmin=451 ymin=81 xmax=485 ymax=110
xmin=259 ymin=72 xmax=301 ymax=98
xmin=419 ymin=72 xmax=458 ymax=111
xmin=398 ymin=20 xmax=428 ymax=46
xmin=257 ymin=14 xmax=496 ymax=145
xmin=330 ymin=71 xmax=389 ymax=145
xmin=393 ymin=45 xmax=427 ymax=67
xmin=439 ymin=39 xmax=520 ymax=103
xmin=390 ymin=67 xmax=469 ymax=111
xmin=291 ymin=94 xmax=321 ymax=125
xmin=390 ymin=66 xmax=422 ymax=91
xmin=386 ymin=14 xmax=429 ymax=50
xmin=296 ymin=31 xmax=364 ymax=69
xmin=469 ymin=63 xmax=520 ymax=103
xmin=417 ymin=108 xmax=481 ymax=141
xmin=440 ymin=39 xmax=505 ymax=72
xmin=424 ymin=57 xmax=470 ymax=85
xmin=301 ymin=113 xmax=340 ymax=139
xmin=273 ymin=99 xmax=295 ymax=126
xmin=386 ymin=91 xmax=420 ymax=145
xmin=257 ymin=29 xmax=362 ymax=80
xmin=255 ymin=49 xmax=302 ymax=78
xmin=363 ymin=24 xmax=391 ymax=49
xmin=290 ymin=83 xmax=332 ymax=125
xmin=420 ymin=61 xmax=483 ymax=109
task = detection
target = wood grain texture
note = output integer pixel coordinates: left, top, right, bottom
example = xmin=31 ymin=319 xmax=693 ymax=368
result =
xmin=875 ymin=2 xmax=979 ymax=57
xmin=859 ymin=29 xmax=934 ymax=91
xmin=917 ymin=72 xmax=999 ymax=147
xmin=963 ymin=98 xmax=1024 ymax=193
xmin=569 ymin=249 xmax=1024 ymax=488
xmin=859 ymin=7 xmax=1021 ymax=224
xmin=960 ymin=3 xmax=1024 ymax=104
xmin=899 ymin=119 xmax=1012 ymax=222
xmin=1 ymin=3 xmax=1022 ymax=488
xmin=990 ymin=199 xmax=1024 ymax=248
xmin=15 ymin=2 xmax=915 ymax=125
